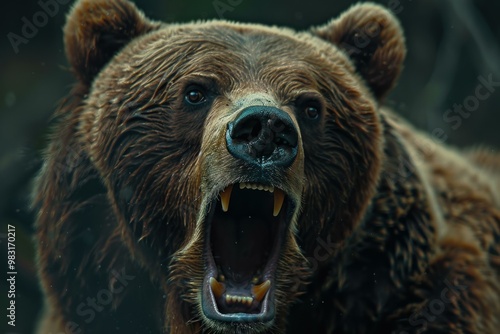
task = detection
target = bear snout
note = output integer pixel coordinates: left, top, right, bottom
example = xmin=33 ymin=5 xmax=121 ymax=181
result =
xmin=226 ymin=106 xmax=299 ymax=168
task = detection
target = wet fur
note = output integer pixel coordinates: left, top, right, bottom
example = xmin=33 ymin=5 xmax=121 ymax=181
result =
xmin=34 ymin=0 xmax=500 ymax=333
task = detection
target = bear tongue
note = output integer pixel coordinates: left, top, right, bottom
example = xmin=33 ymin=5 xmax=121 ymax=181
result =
xmin=211 ymin=216 xmax=272 ymax=284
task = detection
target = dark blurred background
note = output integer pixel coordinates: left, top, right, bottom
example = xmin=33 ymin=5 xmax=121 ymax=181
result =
xmin=1 ymin=0 xmax=499 ymax=333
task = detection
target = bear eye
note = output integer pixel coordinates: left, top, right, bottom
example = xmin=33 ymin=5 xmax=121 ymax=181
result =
xmin=305 ymin=106 xmax=319 ymax=119
xmin=295 ymin=93 xmax=323 ymax=121
xmin=185 ymin=88 xmax=206 ymax=105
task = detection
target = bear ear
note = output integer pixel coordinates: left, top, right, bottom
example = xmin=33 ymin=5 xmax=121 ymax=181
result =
xmin=64 ymin=0 xmax=159 ymax=85
xmin=311 ymin=3 xmax=406 ymax=101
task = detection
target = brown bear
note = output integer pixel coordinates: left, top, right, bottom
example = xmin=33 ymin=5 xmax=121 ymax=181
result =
xmin=33 ymin=0 xmax=500 ymax=333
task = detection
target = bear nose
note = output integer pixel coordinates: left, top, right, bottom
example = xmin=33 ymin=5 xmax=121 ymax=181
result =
xmin=226 ymin=106 xmax=298 ymax=167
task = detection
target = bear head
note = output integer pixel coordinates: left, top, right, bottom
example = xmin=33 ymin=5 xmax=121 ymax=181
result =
xmin=37 ymin=0 xmax=406 ymax=332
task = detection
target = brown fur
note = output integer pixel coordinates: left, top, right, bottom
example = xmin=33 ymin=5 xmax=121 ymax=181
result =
xmin=34 ymin=0 xmax=500 ymax=333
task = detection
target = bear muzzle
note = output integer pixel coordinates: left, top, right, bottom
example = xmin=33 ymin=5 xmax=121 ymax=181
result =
xmin=198 ymin=103 xmax=304 ymax=327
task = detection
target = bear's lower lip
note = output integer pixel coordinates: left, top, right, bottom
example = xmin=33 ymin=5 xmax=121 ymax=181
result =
xmin=201 ymin=183 xmax=294 ymax=323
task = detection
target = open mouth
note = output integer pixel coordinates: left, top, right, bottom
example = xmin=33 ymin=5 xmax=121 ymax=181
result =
xmin=201 ymin=182 xmax=293 ymax=323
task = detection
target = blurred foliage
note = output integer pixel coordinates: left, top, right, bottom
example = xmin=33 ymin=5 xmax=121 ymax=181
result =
xmin=1 ymin=0 xmax=499 ymax=333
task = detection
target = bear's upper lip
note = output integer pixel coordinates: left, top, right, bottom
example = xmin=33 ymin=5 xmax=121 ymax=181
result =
xmin=201 ymin=182 xmax=295 ymax=323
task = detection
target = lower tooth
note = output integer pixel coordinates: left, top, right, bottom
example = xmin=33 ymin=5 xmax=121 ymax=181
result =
xmin=252 ymin=280 xmax=271 ymax=302
xmin=210 ymin=277 xmax=225 ymax=299
xmin=224 ymin=294 xmax=254 ymax=305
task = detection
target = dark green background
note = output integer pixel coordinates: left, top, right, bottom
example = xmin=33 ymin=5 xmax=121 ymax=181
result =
xmin=1 ymin=0 xmax=499 ymax=333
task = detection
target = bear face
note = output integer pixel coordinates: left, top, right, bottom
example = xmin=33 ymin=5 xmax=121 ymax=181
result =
xmin=74 ymin=0 xmax=399 ymax=327
xmin=36 ymin=0 xmax=500 ymax=333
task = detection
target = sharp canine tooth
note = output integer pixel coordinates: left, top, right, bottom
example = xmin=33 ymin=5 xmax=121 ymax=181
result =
xmin=252 ymin=280 xmax=271 ymax=302
xmin=273 ymin=189 xmax=285 ymax=217
xmin=220 ymin=184 xmax=233 ymax=212
xmin=210 ymin=277 xmax=225 ymax=299
xmin=226 ymin=295 xmax=231 ymax=303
